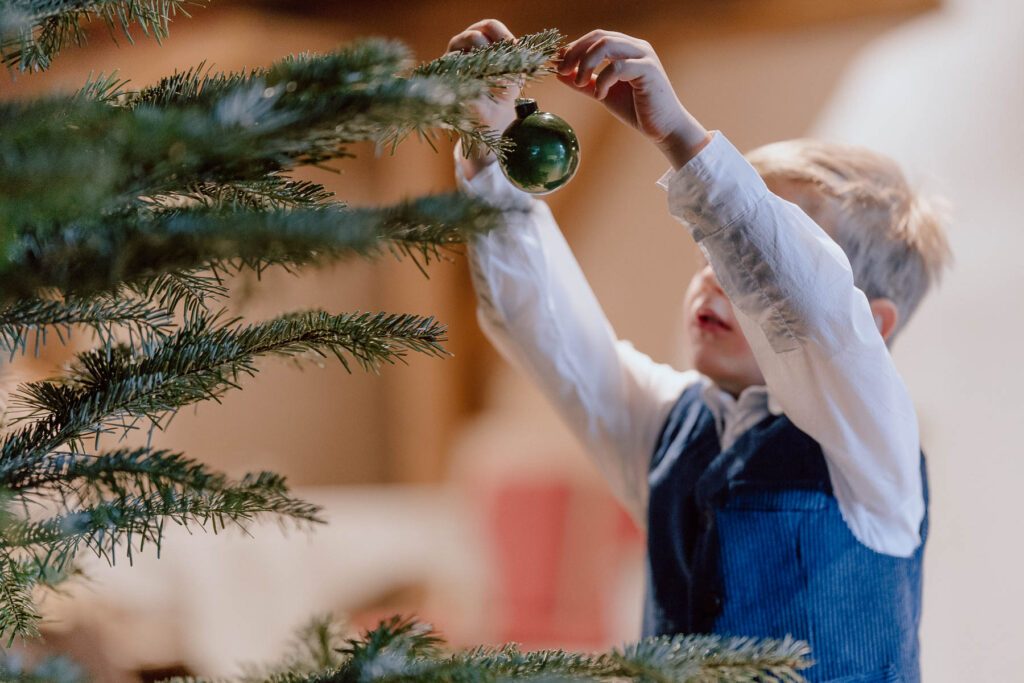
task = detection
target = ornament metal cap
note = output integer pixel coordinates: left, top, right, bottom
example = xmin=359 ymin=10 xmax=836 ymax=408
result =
xmin=514 ymin=98 xmax=539 ymax=119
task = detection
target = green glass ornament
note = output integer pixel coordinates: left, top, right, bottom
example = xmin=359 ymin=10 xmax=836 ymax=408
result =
xmin=499 ymin=98 xmax=580 ymax=194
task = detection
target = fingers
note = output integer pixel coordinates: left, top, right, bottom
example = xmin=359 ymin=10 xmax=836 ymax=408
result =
xmin=447 ymin=29 xmax=489 ymax=53
xmin=556 ymin=29 xmax=648 ymax=80
xmin=467 ymin=18 xmax=515 ymax=43
xmin=593 ymin=58 xmax=651 ymax=100
xmin=447 ymin=19 xmax=515 ymax=53
xmin=573 ymin=38 xmax=646 ymax=87
xmin=557 ymin=30 xmax=617 ymax=74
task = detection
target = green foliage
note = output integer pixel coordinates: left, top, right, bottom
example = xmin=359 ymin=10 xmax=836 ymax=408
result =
xmin=0 ymin=38 xmax=508 ymax=229
xmin=412 ymin=28 xmax=562 ymax=158
xmin=0 ymin=0 xmax=563 ymax=646
xmin=162 ymin=615 xmax=813 ymax=683
xmin=414 ymin=28 xmax=560 ymax=86
xmin=0 ymin=193 xmax=504 ymax=301
xmin=0 ymin=35 xmax=533 ymax=292
xmin=0 ymin=556 xmax=41 ymax=643
xmin=8 ymin=309 xmax=448 ymax=448
xmin=0 ymin=294 xmax=173 ymax=356
xmin=0 ymin=0 xmax=202 ymax=72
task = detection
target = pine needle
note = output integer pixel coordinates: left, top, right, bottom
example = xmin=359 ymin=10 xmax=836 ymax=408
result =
xmin=413 ymin=28 xmax=562 ymax=85
xmin=0 ymin=294 xmax=172 ymax=357
xmin=0 ymin=555 xmax=41 ymax=645
xmin=0 ymin=193 xmax=506 ymax=302
xmin=3 ymin=310 xmax=449 ymax=457
xmin=164 ymin=615 xmax=812 ymax=683
xmin=1 ymin=0 xmax=205 ymax=72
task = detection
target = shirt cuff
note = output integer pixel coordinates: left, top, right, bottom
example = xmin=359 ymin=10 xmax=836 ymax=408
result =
xmin=656 ymin=131 xmax=771 ymax=241
xmin=454 ymin=141 xmax=534 ymax=211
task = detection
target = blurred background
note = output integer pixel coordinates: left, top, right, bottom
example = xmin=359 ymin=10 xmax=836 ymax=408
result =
xmin=2 ymin=0 xmax=1022 ymax=680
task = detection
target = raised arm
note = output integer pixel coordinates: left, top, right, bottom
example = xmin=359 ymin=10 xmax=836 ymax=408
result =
xmin=448 ymin=21 xmax=696 ymax=524
xmin=660 ymin=133 xmax=924 ymax=556
xmin=557 ymin=30 xmax=923 ymax=556
xmin=459 ymin=158 xmax=694 ymax=522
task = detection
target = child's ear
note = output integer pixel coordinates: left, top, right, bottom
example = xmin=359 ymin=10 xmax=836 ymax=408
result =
xmin=869 ymin=298 xmax=900 ymax=342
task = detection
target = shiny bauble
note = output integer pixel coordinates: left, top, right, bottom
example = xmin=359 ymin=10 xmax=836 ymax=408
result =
xmin=498 ymin=98 xmax=580 ymax=194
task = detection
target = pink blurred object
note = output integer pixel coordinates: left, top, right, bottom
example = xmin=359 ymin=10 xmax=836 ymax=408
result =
xmin=482 ymin=478 xmax=643 ymax=649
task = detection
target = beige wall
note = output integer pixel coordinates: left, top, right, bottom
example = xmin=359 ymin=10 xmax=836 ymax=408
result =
xmin=813 ymin=1 xmax=1024 ymax=677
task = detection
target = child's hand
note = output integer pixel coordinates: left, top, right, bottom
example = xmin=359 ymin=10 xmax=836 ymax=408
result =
xmin=556 ymin=30 xmax=712 ymax=169
xmin=445 ymin=19 xmax=521 ymax=178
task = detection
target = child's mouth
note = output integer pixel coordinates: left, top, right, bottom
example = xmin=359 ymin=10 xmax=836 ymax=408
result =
xmin=695 ymin=307 xmax=732 ymax=333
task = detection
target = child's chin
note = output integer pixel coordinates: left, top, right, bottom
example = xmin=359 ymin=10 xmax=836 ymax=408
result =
xmin=692 ymin=353 xmax=737 ymax=386
xmin=691 ymin=349 xmax=763 ymax=394
xmin=691 ymin=349 xmax=723 ymax=375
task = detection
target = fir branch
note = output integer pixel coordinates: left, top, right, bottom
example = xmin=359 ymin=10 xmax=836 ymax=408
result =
xmin=267 ymin=40 xmax=411 ymax=91
xmin=119 ymin=38 xmax=510 ymax=160
xmin=3 ymin=310 xmax=448 ymax=458
xmin=0 ymin=96 xmax=300 ymax=229
xmin=208 ymin=72 xmax=489 ymax=166
xmin=74 ymin=70 xmax=132 ymax=104
xmin=0 ymin=448 xmax=226 ymax=503
xmin=126 ymin=270 xmax=229 ymax=318
xmin=339 ymin=615 xmax=445 ymax=667
xmin=608 ymin=634 xmax=812 ymax=683
xmin=204 ymin=616 xmax=812 ymax=683
xmin=0 ymin=554 xmax=40 ymax=644
xmin=0 ymin=34 xmax=555 ymax=230
xmin=0 ymin=88 xmax=498 ymax=235
xmin=122 ymin=58 xmax=260 ymax=108
xmin=150 ymin=177 xmax=338 ymax=211
xmin=334 ymin=622 xmax=811 ymax=683
xmin=413 ymin=28 xmax=562 ymax=88
xmin=349 ymin=192 xmax=506 ymax=274
xmin=1 ymin=482 xmax=323 ymax=571
xmin=0 ymin=452 xmax=320 ymax=647
xmin=408 ymin=29 xmax=563 ymax=158
xmin=0 ymin=193 xmax=505 ymax=301
xmin=118 ymin=40 xmax=471 ymax=157
xmin=0 ymin=40 xmax=480 ymax=205
xmin=122 ymin=40 xmax=411 ymax=110
xmin=398 ymin=644 xmax=601 ymax=682
xmin=0 ymin=0 xmax=203 ymax=72
xmin=0 ymin=294 xmax=172 ymax=357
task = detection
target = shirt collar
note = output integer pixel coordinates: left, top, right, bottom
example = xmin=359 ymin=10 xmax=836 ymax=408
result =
xmin=699 ymin=378 xmax=784 ymax=426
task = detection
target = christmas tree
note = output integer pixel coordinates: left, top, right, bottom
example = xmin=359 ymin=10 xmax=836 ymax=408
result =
xmin=0 ymin=2 xmax=812 ymax=680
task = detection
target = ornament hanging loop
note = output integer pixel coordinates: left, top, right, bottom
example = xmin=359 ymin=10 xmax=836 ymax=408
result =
xmin=514 ymin=98 xmax=539 ymax=119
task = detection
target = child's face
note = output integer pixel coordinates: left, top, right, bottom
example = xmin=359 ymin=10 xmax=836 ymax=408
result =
xmin=682 ymin=178 xmax=822 ymax=396
xmin=682 ymin=258 xmax=764 ymax=396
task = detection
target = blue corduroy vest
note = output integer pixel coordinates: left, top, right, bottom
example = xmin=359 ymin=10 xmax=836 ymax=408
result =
xmin=643 ymin=384 xmax=928 ymax=682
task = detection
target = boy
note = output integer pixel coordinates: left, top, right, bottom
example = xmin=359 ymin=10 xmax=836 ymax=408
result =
xmin=447 ymin=20 xmax=950 ymax=682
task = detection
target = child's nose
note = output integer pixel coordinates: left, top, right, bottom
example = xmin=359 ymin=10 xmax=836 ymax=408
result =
xmin=699 ymin=265 xmax=725 ymax=294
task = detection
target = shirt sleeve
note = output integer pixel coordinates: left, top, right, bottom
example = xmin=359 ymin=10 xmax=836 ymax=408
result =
xmin=456 ymin=149 xmax=698 ymax=525
xmin=658 ymin=131 xmax=924 ymax=557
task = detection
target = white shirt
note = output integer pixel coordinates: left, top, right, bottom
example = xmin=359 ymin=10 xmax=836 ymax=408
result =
xmin=457 ymin=131 xmax=924 ymax=558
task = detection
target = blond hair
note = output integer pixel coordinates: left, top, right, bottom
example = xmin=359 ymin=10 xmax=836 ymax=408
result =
xmin=746 ymin=139 xmax=952 ymax=337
